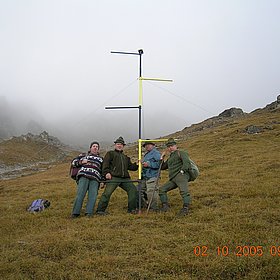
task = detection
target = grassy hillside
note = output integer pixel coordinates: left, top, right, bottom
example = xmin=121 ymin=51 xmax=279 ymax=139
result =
xmin=0 ymin=135 xmax=71 ymax=166
xmin=0 ymin=133 xmax=76 ymax=180
xmin=0 ymin=107 xmax=279 ymax=279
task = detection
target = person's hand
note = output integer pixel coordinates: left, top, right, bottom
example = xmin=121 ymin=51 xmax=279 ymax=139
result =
xmin=100 ymin=183 xmax=105 ymax=189
xmin=142 ymin=162 xmax=149 ymax=168
xmin=160 ymin=151 xmax=166 ymax=160
xmin=105 ymin=173 xmax=112 ymax=180
xmin=81 ymin=159 xmax=88 ymax=164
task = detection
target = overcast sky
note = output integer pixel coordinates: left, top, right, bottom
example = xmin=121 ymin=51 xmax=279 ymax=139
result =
xmin=0 ymin=0 xmax=279 ymax=146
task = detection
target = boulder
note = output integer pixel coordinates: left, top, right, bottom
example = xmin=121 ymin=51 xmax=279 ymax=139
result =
xmin=218 ymin=108 xmax=244 ymax=118
xmin=244 ymin=125 xmax=263 ymax=134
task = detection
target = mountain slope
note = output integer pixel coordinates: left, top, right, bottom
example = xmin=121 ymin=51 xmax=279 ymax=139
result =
xmin=0 ymin=100 xmax=279 ymax=279
xmin=0 ymin=131 xmax=74 ymax=179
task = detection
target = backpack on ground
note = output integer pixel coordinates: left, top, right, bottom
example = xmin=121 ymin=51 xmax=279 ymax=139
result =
xmin=177 ymin=151 xmax=199 ymax=182
xmin=27 ymin=199 xmax=51 ymax=213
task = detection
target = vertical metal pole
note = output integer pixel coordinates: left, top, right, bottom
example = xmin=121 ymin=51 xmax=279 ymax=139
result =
xmin=138 ymin=50 xmax=143 ymax=214
xmin=109 ymin=49 xmax=172 ymax=215
xmin=138 ymin=49 xmax=143 ymax=78
xmin=138 ymin=49 xmax=143 ymax=213
xmin=138 ymin=81 xmax=143 ymax=183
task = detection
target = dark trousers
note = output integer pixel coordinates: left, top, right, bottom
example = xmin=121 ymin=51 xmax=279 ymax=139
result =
xmin=159 ymin=172 xmax=191 ymax=205
xmin=96 ymin=177 xmax=137 ymax=212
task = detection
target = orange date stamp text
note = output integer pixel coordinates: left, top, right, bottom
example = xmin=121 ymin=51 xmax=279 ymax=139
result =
xmin=193 ymin=245 xmax=280 ymax=257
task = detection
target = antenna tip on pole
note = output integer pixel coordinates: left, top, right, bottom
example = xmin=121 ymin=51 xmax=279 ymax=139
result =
xmin=138 ymin=49 xmax=144 ymax=55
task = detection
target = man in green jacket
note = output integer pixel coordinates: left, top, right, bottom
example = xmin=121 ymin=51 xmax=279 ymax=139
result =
xmin=96 ymin=136 xmax=138 ymax=215
xmin=159 ymin=138 xmax=191 ymax=216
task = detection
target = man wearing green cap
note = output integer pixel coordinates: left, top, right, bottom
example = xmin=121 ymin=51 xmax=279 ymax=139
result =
xmin=96 ymin=136 xmax=138 ymax=214
xmin=159 ymin=138 xmax=192 ymax=216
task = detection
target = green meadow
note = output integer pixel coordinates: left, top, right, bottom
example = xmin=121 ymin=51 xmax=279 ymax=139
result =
xmin=0 ymin=108 xmax=279 ymax=279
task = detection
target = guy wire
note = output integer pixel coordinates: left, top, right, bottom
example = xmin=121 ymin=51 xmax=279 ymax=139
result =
xmin=21 ymin=79 xmax=138 ymax=161
xmin=146 ymin=81 xmax=215 ymax=115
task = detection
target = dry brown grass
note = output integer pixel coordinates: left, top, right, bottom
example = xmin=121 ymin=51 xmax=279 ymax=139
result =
xmin=0 ymin=109 xmax=279 ymax=279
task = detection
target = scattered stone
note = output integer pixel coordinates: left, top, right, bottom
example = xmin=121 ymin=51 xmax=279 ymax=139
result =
xmin=243 ymin=125 xmax=263 ymax=134
xmin=263 ymin=125 xmax=274 ymax=130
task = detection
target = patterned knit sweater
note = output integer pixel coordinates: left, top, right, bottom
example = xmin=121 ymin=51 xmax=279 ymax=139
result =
xmin=72 ymin=152 xmax=103 ymax=181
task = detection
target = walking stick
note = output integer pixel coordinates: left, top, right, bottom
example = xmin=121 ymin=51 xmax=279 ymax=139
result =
xmin=146 ymin=157 xmax=165 ymax=214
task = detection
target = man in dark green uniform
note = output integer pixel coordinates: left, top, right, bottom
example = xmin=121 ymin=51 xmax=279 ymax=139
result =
xmin=159 ymin=138 xmax=192 ymax=216
xmin=96 ymin=136 xmax=138 ymax=215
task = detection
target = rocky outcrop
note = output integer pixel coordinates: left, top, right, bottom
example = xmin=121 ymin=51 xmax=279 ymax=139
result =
xmin=13 ymin=131 xmax=66 ymax=148
xmin=264 ymin=96 xmax=280 ymax=111
xmin=243 ymin=124 xmax=276 ymax=134
xmin=178 ymin=97 xmax=279 ymax=139
xmin=218 ymin=108 xmax=244 ymax=118
xmin=0 ymin=131 xmax=72 ymax=180
xmin=251 ymin=95 xmax=280 ymax=114
xmin=243 ymin=125 xmax=263 ymax=134
xmin=179 ymin=107 xmax=246 ymax=137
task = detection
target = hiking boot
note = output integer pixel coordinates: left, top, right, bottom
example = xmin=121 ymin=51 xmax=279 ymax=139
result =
xmin=85 ymin=213 xmax=93 ymax=218
xmin=128 ymin=209 xmax=138 ymax=214
xmin=159 ymin=203 xmax=170 ymax=212
xmin=96 ymin=211 xmax=109 ymax=216
xmin=70 ymin=214 xmax=80 ymax=219
xmin=177 ymin=205 xmax=189 ymax=216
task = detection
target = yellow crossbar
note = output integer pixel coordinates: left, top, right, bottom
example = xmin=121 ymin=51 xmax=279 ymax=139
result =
xmin=139 ymin=138 xmax=169 ymax=143
xmin=139 ymin=77 xmax=173 ymax=82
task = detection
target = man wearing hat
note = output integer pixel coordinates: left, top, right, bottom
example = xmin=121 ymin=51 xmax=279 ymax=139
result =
xmin=71 ymin=141 xmax=103 ymax=218
xmin=96 ymin=136 xmax=138 ymax=214
xmin=141 ymin=140 xmax=161 ymax=211
xmin=159 ymin=138 xmax=192 ymax=216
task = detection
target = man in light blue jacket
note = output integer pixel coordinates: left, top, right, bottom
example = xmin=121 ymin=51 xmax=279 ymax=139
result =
xmin=141 ymin=140 xmax=161 ymax=211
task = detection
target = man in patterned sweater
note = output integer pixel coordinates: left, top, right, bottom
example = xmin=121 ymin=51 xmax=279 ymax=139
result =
xmin=71 ymin=141 xmax=103 ymax=218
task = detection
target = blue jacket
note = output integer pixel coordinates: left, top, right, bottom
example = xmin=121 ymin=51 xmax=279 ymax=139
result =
xmin=142 ymin=147 xmax=161 ymax=179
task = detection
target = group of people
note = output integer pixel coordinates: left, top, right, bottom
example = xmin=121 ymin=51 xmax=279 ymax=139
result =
xmin=71 ymin=136 xmax=193 ymax=218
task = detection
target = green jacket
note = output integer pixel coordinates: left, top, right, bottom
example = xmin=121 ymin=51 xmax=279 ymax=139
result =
xmin=162 ymin=149 xmax=191 ymax=180
xmin=102 ymin=150 xmax=138 ymax=178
